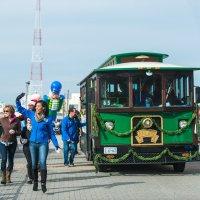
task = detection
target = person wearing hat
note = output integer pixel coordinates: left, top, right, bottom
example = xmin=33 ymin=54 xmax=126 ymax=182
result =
xmin=43 ymin=81 xmax=65 ymax=123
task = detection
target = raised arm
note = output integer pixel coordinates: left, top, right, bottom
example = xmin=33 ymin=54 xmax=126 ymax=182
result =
xmin=16 ymin=93 xmax=32 ymax=118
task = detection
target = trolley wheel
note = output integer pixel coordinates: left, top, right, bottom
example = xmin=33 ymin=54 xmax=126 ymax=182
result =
xmin=173 ymin=162 xmax=185 ymax=172
xmin=98 ymin=165 xmax=107 ymax=172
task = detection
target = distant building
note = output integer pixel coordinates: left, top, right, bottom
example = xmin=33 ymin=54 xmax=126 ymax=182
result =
xmin=68 ymin=93 xmax=80 ymax=111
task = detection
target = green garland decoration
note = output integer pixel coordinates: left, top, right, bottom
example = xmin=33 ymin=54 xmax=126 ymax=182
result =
xmin=152 ymin=113 xmax=196 ymax=135
xmin=91 ymin=104 xmax=99 ymax=136
xmin=94 ymin=148 xmax=200 ymax=172
xmin=97 ymin=113 xmax=142 ymax=137
xmin=92 ymin=104 xmax=142 ymax=136
xmin=92 ymin=104 xmax=197 ymax=136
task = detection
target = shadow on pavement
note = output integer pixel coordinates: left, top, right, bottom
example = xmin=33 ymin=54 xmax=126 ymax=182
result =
xmin=47 ymin=181 xmax=145 ymax=195
xmin=48 ymin=169 xmax=95 ymax=175
xmin=98 ymin=163 xmax=200 ymax=175
xmin=48 ymin=173 xmax=110 ymax=183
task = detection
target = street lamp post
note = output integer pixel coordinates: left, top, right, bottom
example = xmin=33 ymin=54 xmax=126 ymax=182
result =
xmin=66 ymin=90 xmax=69 ymax=113
xmin=25 ymin=81 xmax=30 ymax=107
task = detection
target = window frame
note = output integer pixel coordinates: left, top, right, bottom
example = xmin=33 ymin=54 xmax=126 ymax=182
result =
xmin=97 ymin=71 xmax=194 ymax=112
xmin=98 ymin=73 xmax=130 ymax=109
xmin=164 ymin=71 xmax=193 ymax=108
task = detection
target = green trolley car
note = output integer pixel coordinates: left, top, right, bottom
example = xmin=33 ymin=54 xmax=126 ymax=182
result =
xmin=79 ymin=52 xmax=200 ymax=172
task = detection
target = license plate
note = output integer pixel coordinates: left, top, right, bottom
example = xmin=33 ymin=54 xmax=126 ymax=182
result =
xmin=104 ymin=147 xmax=117 ymax=154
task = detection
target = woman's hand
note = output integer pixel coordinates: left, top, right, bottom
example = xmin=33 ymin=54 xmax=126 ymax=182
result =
xmin=16 ymin=93 xmax=25 ymax=101
xmin=55 ymin=146 xmax=61 ymax=153
xmin=9 ymin=129 xmax=15 ymax=135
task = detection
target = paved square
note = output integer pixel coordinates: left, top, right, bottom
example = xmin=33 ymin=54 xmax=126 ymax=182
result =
xmin=1 ymin=136 xmax=200 ymax=200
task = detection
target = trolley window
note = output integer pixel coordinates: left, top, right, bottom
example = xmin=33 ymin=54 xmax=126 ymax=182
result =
xmin=166 ymin=74 xmax=191 ymax=106
xmin=100 ymin=77 xmax=129 ymax=108
xmin=132 ymin=74 xmax=162 ymax=107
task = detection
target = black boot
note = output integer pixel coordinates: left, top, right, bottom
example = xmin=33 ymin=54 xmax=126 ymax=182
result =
xmin=33 ymin=182 xmax=38 ymax=191
xmin=41 ymin=169 xmax=47 ymax=193
xmin=32 ymin=169 xmax=38 ymax=191
xmin=27 ymin=165 xmax=33 ymax=184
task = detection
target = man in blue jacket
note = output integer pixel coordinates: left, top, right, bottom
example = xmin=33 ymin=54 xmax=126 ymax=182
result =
xmin=61 ymin=108 xmax=85 ymax=166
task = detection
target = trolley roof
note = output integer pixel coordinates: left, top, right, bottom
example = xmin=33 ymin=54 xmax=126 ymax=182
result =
xmin=79 ymin=52 xmax=200 ymax=85
xmin=95 ymin=61 xmax=200 ymax=72
xmin=98 ymin=52 xmax=169 ymax=68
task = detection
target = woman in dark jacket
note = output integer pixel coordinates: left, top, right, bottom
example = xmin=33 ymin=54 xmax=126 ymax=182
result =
xmin=19 ymin=100 xmax=38 ymax=184
xmin=16 ymin=93 xmax=59 ymax=193
xmin=0 ymin=105 xmax=21 ymax=184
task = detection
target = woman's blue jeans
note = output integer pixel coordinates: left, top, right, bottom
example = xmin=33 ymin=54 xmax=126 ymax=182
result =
xmin=29 ymin=142 xmax=49 ymax=170
xmin=0 ymin=141 xmax=17 ymax=172
xmin=63 ymin=141 xmax=76 ymax=165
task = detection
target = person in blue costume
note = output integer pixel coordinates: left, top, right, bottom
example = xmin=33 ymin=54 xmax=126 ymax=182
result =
xmin=43 ymin=81 xmax=65 ymax=123
xmin=16 ymin=93 xmax=59 ymax=193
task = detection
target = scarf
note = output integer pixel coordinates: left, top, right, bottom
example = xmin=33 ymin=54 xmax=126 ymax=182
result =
xmin=35 ymin=113 xmax=45 ymax=122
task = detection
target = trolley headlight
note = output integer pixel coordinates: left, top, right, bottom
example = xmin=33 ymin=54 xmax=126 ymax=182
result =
xmin=179 ymin=120 xmax=187 ymax=129
xmin=142 ymin=118 xmax=153 ymax=128
xmin=105 ymin=121 xmax=114 ymax=130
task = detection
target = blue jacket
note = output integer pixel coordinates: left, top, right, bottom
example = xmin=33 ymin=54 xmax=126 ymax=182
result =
xmin=16 ymin=100 xmax=58 ymax=147
xmin=61 ymin=116 xmax=85 ymax=142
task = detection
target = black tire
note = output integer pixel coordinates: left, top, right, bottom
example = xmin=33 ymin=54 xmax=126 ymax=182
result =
xmin=98 ymin=165 xmax=107 ymax=172
xmin=173 ymin=162 xmax=186 ymax=172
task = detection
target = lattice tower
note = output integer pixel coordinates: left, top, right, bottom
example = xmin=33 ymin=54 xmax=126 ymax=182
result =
xmin=29 ymin=0 xmax=43 ymax=96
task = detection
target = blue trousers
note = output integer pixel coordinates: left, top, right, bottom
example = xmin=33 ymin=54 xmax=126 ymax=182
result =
xmin=63 ymin=141 xmax=76 ymax=165
xmin=29 ymin=142 xmax=49 ymax=170
xmin=0 ymin=141 xmax=17 ymax=172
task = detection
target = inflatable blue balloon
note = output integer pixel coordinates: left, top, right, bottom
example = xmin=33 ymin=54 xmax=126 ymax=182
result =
xmin=51 ymin=81 xmax=62 ymax=95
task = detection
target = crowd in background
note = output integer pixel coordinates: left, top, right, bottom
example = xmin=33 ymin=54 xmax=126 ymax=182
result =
xmin=0 ymin=92 xmax=85 ymax=193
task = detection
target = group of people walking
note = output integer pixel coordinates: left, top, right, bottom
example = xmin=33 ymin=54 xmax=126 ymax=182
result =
xmin=0 ymin=92 xmax=85 ymax=193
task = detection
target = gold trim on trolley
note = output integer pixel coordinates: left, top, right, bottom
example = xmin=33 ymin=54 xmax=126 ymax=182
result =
xmin=131 ymin=115 xmax=163 ymax=146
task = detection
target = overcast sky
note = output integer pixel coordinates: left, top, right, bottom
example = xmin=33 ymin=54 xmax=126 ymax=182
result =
xmin=1 ymin=0 xmax=200 ymax=103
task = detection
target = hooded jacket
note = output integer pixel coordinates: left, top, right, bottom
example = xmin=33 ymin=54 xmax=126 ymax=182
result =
xmin=61 ymin=116 xmax=85 ymax=142
xmin=16 ymin=100 xmax=58 ymax=147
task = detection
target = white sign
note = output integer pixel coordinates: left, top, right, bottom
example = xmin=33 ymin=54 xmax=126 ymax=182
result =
xmin=104 ymin=147 xmax=117 ymax=154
